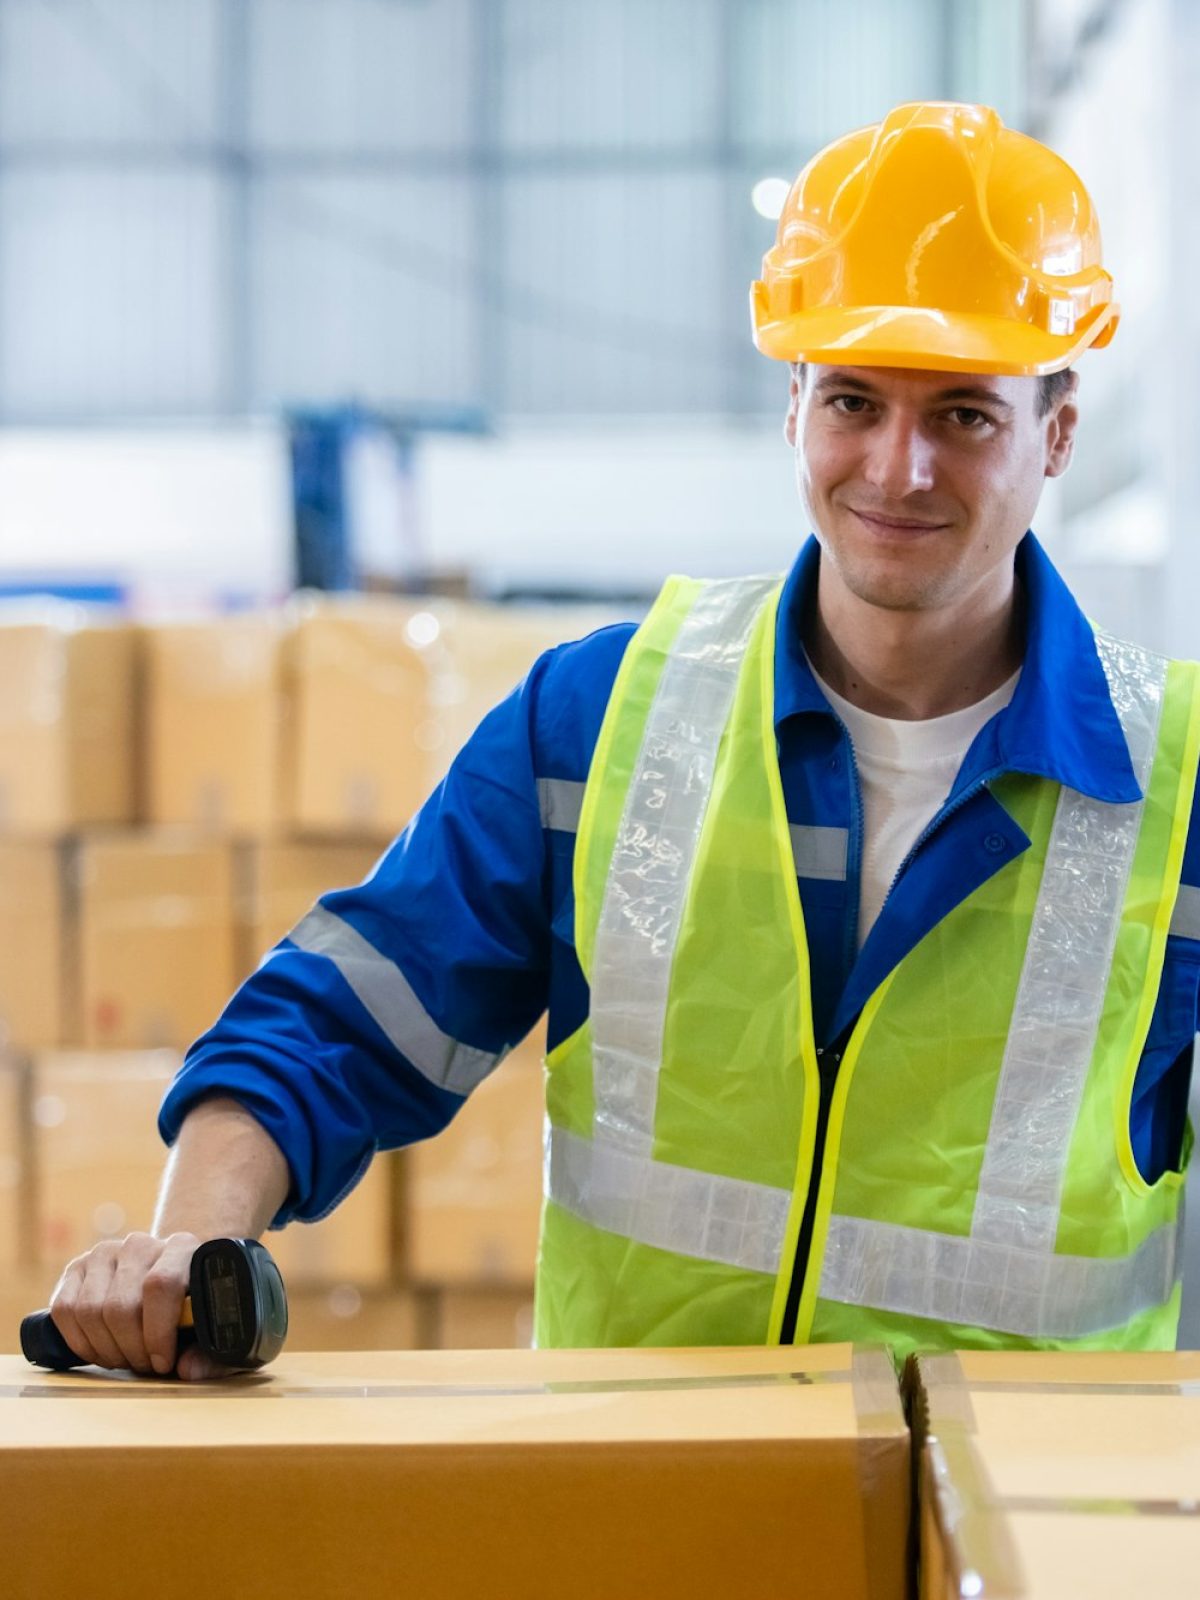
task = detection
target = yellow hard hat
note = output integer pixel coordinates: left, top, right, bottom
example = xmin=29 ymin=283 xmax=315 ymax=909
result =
xmin=751 ymin=101 xmax=1118 ymax=376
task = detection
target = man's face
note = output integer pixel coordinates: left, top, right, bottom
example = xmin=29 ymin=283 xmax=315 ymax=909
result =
xmin=785 ymin=363 xmax=1079 ymax=614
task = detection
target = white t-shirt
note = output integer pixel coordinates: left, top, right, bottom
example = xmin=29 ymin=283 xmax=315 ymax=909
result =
xmin=810 ymin=663 xmax=1021 ymax=947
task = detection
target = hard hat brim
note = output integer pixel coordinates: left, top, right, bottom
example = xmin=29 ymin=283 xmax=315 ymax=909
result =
xmin=752 ymin=302 xmax=1117 ymax=377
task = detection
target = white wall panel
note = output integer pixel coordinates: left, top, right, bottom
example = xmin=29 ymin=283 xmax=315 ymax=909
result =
xmin=733 ymin=0 xmax=945 ymax=150
xmin=0 ymin=0 xmax=220 ymax=145
xmin=501 ymin=170 xmax=729 ymax=414
xmin=0 ymin=170 xmax=226 ymax=417
xmin=250 ymin=0 xmax=473 ymax=152
xmin=251 ymin=175 xmax=477 ymax=408
xmin=501 ymin=0 xmax=722 ymax=150
xmin=0 ymin=424 xmax=293 ymax=601
xmin=419 ymin=422 xmax=803 ymax=592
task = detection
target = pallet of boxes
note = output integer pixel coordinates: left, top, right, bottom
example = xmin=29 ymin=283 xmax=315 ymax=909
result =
xmin=0 ymin=592 xmax=601 ymax=1356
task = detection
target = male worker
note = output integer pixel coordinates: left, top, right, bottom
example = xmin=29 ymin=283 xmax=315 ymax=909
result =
xmin=48 ymin=102 xmax=1200 ymax=1378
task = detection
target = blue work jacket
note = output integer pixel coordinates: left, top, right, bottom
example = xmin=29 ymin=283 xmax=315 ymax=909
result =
xmin=160 ymin=533 xmax=1200 ymax=1227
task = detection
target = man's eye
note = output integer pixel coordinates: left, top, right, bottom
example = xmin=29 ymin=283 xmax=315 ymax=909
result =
xmin=830 ymin=394 xmax=871 ymax=414
xmin=949 ymin=406 xmax=990 ymax=428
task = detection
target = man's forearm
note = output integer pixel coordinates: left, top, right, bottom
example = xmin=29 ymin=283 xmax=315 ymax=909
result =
xmin=152 ymin=1096 xmax=292 ymax=1240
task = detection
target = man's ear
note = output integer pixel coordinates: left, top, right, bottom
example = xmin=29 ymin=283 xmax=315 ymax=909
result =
xmin=784 ymin=362 xmax=801 ymax=447
xmin=1044 ymin=371 xmax=1080 ymax=479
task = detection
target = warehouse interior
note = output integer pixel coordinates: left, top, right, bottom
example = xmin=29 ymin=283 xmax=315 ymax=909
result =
xmin=3 ymin=3 xmax=1200 ymax=1594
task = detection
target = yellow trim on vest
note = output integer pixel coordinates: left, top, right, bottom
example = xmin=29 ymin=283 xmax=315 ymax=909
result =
xmin=1115 ymin=664 xmax=1200 ymax=1194
xmin=756 ymin=591 xmax=821 ymax=1343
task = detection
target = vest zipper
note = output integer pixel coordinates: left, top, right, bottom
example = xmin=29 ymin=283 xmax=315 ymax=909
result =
xmin=779 ymin=774 xmax=1004 ymax=1343
xmin=780 ymin=1041 xmax=843 ymax=1343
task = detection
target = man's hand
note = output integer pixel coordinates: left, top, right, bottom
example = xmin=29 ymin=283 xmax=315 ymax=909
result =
xmin=47 ymin=1231 xmax=224 ymax=1380
xmin=44 ymin=1096 xmax=291 ymax=1380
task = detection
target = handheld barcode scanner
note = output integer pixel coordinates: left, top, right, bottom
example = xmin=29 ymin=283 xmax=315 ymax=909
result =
xmin=19 ymin=1237 xmax=288 ymax=1373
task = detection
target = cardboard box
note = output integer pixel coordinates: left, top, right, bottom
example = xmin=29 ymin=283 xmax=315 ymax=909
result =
xmin=31 ymin=1050 xmax=178 ymax=1266
xmin=0 ymin=1343 xmax=910 ymax=1600
xmin=141 ymin=616 xmax=284 ymax=835
xmin=432 ymin=1287 xmax=535 ymax=1350
xmin=29 ymin=1046 xmax=395 ymax=1289
xmin=237 ymin=840 xmax=381 ymax=976
xmin=428 ymin=602 xmax=616 ymax=777
xmin=0 ymin=842 xmax=65 ymax=1049
xmin=912 ymin=1349 xmax=1200 ymax=1599
xmin=75 ymin=833 xmax=237 ymax=1049
xmin=267 ymin=1154 xmax=396 ymax=1289
xmin=0 ymin=1054 xmax=28 ymax=1271
xmin=0 ymin=610 xmax=134 ymax=836
xmin=286 ymin=1288 xmax=419 ymax=1352
xmin=283 ymin=597 xmax=436 ymax=838
xmin=407 ymin=1030 xmax=544 ymax=1286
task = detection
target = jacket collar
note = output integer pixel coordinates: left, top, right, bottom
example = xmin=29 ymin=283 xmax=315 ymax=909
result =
xmin=773 ymin=530 xmax=1143 ymax=804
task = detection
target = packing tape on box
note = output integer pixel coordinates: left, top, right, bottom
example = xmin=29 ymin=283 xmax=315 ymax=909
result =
xmin=4 ymin=1366 xmax=859 ymax=1401
xmin=921 ymin=1352 xmax=1200 ymax=1599
xmin=6 ymin=1347 xmax=906 ymax=1415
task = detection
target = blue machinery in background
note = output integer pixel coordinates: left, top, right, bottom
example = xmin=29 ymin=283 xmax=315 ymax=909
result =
xmin=288 ymin=404 xmax=489 ymax=592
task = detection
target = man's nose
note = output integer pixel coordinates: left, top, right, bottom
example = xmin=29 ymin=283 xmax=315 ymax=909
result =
xmin=861 ymin=416 xmax=937 ymax=497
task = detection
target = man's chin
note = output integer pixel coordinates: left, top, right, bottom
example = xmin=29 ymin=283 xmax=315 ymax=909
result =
xmin=837 ymin=563 xmax=946 ymax=613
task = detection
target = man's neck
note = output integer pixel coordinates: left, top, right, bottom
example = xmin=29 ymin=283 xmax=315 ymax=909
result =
xmin=805 ymin=560 xmax=1025 ymax=721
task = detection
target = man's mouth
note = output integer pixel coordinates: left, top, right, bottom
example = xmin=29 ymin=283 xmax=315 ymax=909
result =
xmin=849 ymin=508 xmax=951 ymax=534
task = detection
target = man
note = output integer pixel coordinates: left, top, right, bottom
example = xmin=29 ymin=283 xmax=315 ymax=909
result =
xmin=49 ymin=102 xmax=1200 ymax=1378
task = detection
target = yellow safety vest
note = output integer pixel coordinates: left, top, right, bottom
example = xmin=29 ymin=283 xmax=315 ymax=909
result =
xmin=534 ymin=575 xmax=1200 ymax=1359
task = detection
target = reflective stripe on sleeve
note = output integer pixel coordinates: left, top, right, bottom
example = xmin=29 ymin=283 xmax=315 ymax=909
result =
xmin=546 ymin=1123 xmax=790 ymax=1277
xmin=537 ymin=777 xmax=586 ymax=834
xmin=285 ymin=905 xmax=502 ymax=1094
xmin=789 ymin=824 xmax=849 ymax=882
xmin=819 ymin=1211 xmax=1182 ymax=1340
xmin=1169 ymin=883 xmax=1200 ymax=942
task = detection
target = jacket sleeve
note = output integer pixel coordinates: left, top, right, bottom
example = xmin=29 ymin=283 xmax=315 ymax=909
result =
xmin=157 ymin=655 xmax=555 ymax=1227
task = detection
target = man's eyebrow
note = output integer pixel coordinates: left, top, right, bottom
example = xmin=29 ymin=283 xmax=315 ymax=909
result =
xmin=932 ymin=384 xmax=1014 ymax=414
xmin=811 ymin=372 xmax=1015 ymax=415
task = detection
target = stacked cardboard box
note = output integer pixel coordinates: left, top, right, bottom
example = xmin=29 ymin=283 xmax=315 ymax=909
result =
xmin=0 ymin=1343 xmax=911 ymax=1600
xmin=283 ymin=595 xmax=439 ymax=838
xmin=0 ymin=1053 xmax=26 ymax=1273
xmin=0 ymin=597 xmax=605 ymax=1349
xmin=0 ymin=609 xmax=134 ymax=837
xmin=0 ymin=843 xmax=66 ymax=1050
xmin=912 ymin=1349 xmax=1200 ymax=1598
xmin=236 ymin=839 xmax=381 ymax=977
xmin=74 ymin=835 xmax=237 ymax=1050
xmin=140 ymin=615 xmax=285 ymax=835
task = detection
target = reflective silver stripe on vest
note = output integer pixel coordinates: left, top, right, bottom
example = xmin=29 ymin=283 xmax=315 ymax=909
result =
xmin=971 ymin=633 xmax=1168 ymax=1255
xmin=588 ymin=576 xmax=779 ymax=1156
xmin=790 ymin=824 xmax=849 ymax=882
xmin=546 ymin=1124 xmax=789 ymax=1276
xmin=286 ymin=905 xmax=502 ymax=1094
xmin=818 ymin=1210 xmax=1182 ymax=1340
xmin=1170 ymin=884 xmax=1200 ymax=942
xmin=538 ymin=777 xmax=586 ymax=834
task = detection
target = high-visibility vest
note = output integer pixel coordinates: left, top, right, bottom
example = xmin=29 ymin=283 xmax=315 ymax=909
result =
xmin=534 ymin=574 xmax=1200 ymax=1359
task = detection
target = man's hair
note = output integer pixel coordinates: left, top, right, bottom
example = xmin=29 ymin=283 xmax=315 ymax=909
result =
xmin=1036 ymin=368 xmax=1075 ymax=417
xmin=794 ymin=362 xmax=1076 ymax=416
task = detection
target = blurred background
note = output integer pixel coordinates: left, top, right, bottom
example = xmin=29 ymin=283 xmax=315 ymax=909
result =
xmin=2 ymin=0 xmax=1199 ymax=1350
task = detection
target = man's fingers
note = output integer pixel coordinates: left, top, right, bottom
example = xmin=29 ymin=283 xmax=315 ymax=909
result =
xmin=103 ymin=1233 xmax=165 ymax=1373
xmin=48 ymin=1259 xmax=99 ymax=1368
xmin=141 ymin=1234 xmax=199 ymax=1375
xmin=44 ymin=1232 xmax=202 ymax=1375
xmin=67 ymin=1245 xmax=127 ymax=1369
